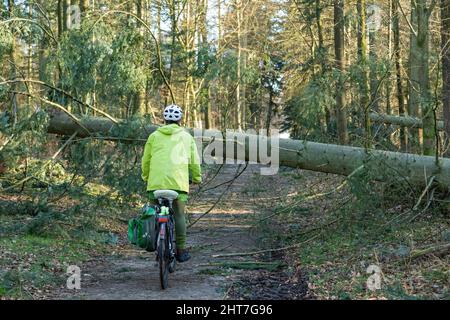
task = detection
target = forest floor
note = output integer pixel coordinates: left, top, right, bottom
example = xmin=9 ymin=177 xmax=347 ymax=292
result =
xmin=50 ymin=164 xmax=310 ymax=300
xmin=1 ymin=162 xmax=449 ymax=300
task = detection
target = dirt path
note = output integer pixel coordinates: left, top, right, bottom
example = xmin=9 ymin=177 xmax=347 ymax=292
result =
xmin=57 ymin=165 xmax=277 ymax=300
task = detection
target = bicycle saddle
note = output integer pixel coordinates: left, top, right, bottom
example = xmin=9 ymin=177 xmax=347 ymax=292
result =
xmin=154 ymin=190 xmax=179 ymax=201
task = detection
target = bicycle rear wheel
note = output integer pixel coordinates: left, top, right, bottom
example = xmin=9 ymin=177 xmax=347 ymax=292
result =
xmin=158 ymin=225 xmax=170 ymax=289
xmin=168 ymin=219 xmax=176 ymax=274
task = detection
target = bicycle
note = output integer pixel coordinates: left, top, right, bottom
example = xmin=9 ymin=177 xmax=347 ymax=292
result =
xmin=153 ymin=190 xmax=178 ymax=289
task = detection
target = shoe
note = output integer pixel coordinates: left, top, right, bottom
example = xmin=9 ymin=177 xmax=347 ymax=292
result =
xmin=176 ymin=249 xmax=191 ymax=263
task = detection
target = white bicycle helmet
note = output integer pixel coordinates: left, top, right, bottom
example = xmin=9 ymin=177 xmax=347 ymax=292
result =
xmin=163 ymin=104 xmax=183 ymax=122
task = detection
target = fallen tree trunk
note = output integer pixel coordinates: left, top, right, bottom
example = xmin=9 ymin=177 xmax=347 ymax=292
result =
xmin=47 ymin=113 xmax=450 ymax=188
xmin=369 ymin=112 xmax=445 ymax=131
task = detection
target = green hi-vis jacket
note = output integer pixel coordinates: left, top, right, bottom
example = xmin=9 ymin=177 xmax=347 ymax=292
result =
xmin=141 ymin=124 xmax=202 ymax=195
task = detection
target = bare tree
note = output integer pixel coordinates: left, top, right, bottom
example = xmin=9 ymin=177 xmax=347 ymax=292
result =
xmin=334 ymin=0 xmax=348 ymax=144
xmin=442 ymin=0 xmax=450 ymax=155
xmin=408 ymin=0 xmax=437 ymax=155
xmin=357 ymin=0 xmax=370 ymax=145
xmin=392 ymin=0 xmax=407 ymax=151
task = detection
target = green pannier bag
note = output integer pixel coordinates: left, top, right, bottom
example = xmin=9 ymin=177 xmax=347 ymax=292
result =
xmin=128 ymin=205 xmax=158 ymax=252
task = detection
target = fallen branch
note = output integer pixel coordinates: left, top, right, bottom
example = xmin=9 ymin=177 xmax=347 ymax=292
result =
xmin=409 ymin=187 xmax=436 ymax=222
xmin=369 ymin=112 xmax=445 ymax=131
xmin=189 ymin=163 xmax=224 ymax=202
xmin=212 ymin=234 xmax=320 ymax=258
xmin=409 ymin=243 xmax=450 ymax=261
xmin=11 ymin=91 xmax=93 ymax=135
xmin=0 ymin=134 xmax=14 ymax=152
xmin=198 ymin=261 xmax=283 ymax=271
xmin=188 ymin=163 xmax=248 ymax=228
xmin=413 ymin=176 xmax=436 ymax=211
xmin=259 ymin=165 xmax=364 ymax=222
xmin=3 ymin=79 xmax=119 ymax=123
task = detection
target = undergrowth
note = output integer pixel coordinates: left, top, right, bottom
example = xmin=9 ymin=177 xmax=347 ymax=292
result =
xmin=255 ymin=164 xmax=450 ymax=300
xmin=0 ymin=111 xmax=150 ymax=299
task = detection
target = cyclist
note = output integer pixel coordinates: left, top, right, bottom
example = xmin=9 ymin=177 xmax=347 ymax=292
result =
xmin=141 ymin=104 xmax=202 ymax=263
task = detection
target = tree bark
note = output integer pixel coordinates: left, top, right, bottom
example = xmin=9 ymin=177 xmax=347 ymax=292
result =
xmin=218 ymin=0 xmax=222 ymax=51
xmin=47 ymin=113 xmax=450 ymax=188
xmin=265 ymin=90 xmax=273 ymax=133
xmin=442 ymin=0 xmax=450 ymax=156
xmin=315 ymin=0 xmax=331 ymax=134
xmin=166 ymin=0 xmax=177 ymax=106
xmin=133 ymin=0 xmax=146 ymax=116
xmin=408 ymin=0 xmax=435 ymax=155
xmin=63 ymin=0 xmax=69 ymax=32
xmin=392 ymin=0 xmax=407 ymax=151
xmin=315 ymin=0 xmax=324 ymax=54
xmin=417 ymin=1 xmax=434 ymax=156
xmin=408 ymin=1 xmax=421 ymax=150
xmin=57 ymin=0 xmax=63 ymax=38
xmin=334 ymin=0 xmax=348 ymax=144
xmin=7 ymin=0 xmax=17 ymax=124
xmin=369 ymin=29 xmax=379 ymax=113
xmin=386 ymin=0 xmax=393 ymax=116
xmin=79 ymin=0 xmax=88 ymax=14
xmin=27 ymin=0 xmax=33 ymax=107
xmin=357 ymin=0 xmax=371 ymax=146
xmin=369 ymin=112 xmax=444 ymax=131
xmin=236 ymin=0 xmax=243 ymax=130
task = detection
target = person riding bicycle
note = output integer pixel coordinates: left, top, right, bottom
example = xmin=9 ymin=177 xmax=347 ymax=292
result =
xmin=141 ymin=104 xmax=202 ymax=263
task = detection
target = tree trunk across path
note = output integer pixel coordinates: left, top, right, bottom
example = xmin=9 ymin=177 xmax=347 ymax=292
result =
xmin=47 ymin=113 xmax=450 ymax=188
